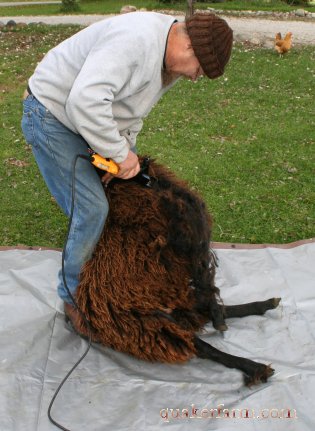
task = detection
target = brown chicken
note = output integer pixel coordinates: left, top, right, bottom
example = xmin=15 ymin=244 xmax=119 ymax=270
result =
xmin=275 ymin=32 xmax=293 ymax=55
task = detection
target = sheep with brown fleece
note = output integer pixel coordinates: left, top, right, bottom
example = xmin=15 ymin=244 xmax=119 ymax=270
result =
xmin=74 ymin=157 xmax=280 ymax=385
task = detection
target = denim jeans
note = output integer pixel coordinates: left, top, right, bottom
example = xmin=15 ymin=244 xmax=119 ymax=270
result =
xmin=21 ymin=95 xmax=109 ymax=304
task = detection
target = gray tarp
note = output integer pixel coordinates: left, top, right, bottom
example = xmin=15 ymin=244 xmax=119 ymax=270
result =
xmin=0 ymin=242 xmax=314 ymax=430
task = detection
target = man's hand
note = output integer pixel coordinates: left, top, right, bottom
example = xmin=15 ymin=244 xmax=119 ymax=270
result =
xmin=101 ymin=150 xmax=140 ymax=185
xmin=116 ymin=151 xmax=140 ymax=179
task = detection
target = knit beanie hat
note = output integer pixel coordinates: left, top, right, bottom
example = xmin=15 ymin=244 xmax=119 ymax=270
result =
xmin=186 ymin=13 xmax=233 ymax=79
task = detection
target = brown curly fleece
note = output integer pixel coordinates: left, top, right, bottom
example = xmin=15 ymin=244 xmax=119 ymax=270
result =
xmin=75 ymin=159 xmax=220 ymax=363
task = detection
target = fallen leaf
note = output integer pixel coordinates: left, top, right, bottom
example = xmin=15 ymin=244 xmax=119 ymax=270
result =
xmin=5 ymin=158 xmax=29 ymax=168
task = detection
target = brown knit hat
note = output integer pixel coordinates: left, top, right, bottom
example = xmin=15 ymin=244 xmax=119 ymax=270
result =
xmin=186 ymin=13 xmax=233 ymax=79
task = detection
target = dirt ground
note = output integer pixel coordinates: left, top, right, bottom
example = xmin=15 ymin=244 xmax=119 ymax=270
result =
xmin=225 ymin=16 xmax=315 ymax=46
xmin=0 ymin=13 xmax=315 ymax=46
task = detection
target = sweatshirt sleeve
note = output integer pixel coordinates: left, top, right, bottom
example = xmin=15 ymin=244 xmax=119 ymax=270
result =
xmin=65 ymin=36 xmax=143 ymax=163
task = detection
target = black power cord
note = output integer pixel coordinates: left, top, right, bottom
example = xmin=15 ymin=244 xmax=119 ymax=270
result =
xmin=48 ymin=154 xmax=94 ymax=431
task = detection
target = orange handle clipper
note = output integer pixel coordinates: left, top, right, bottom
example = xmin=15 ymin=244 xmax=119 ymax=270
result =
xmin=90 ymin=154 xmax=119 ymax=175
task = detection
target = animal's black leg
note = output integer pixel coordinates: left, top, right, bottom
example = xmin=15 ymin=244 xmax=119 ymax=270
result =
xmin=223 ymin=298 xmax=281 ymax=319
xmin=209 ymin=297 xmax=228 ymax=332
xmin=207 ymin=250 xmax=228 ymax=331
xmin=194 ymin=336 xmax=274 ymax=386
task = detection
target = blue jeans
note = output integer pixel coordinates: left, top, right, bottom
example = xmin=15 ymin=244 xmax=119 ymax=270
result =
xmin=21 ymin=95 xmax=109 ymax=304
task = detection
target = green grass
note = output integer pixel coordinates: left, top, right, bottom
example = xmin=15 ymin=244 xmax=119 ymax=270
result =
xmin=0 ymin=25 xmax=314 ymax=247
xmin=0 ymin=0 xmax=314 ymax=16
xmin=0 ymin=0 xmax=159 ymax=16
xmin=201 ymin=0 xmax=314 ymax=12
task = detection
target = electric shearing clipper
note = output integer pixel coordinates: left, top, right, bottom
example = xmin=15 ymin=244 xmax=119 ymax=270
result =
xmin=88 ymin=149 xmax=156 ymax=188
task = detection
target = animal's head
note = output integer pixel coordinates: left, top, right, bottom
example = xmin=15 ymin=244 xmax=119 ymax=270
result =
xmin=284 ymin=32 xmax=293 ymax=40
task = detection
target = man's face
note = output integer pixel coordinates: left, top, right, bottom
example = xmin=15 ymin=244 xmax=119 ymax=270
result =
xmin=166 ymin=34 xmax=205 ymax=82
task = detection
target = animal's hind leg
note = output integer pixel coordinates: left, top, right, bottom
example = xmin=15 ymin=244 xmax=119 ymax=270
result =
xmin=223 ymin=298 xmax=281 ymax=319
xmin=194 ymin=336 xmax=274 ymax=386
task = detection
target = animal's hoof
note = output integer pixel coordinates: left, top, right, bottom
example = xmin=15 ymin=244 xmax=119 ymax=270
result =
xmin=272 ymin=297 xmax=281 ymax=308
xmin=214 ymin=322 xmax=228 ymax=332
xmin=218 ymin=323 xmax=228 ymax=332
xmin=244 ymin=364 xmax=274 ymax=386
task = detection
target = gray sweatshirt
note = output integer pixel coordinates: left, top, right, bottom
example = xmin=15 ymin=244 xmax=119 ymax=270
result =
xmin=29 ymin=12 xmax=177 ymax=163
